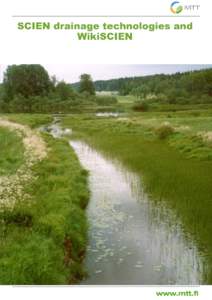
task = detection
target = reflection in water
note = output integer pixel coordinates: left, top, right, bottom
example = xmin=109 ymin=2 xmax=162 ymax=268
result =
xmin=70 ymin=140 xmax=203 ymax=285
xmin=40 ymin=123 xmax=72 ymax=138
xmin=95 ymin=112 xmax=119 ymax=117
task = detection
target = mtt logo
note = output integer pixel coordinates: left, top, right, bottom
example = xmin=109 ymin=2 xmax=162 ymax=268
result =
xmin=170 ymin=1 xmax=183 ymax=14
xmin=170 ymin=1 xmax=200 ymax=14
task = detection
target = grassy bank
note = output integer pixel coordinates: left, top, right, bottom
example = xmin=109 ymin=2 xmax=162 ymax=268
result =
xmin=0 ymin=115 xmax=89 ymax=284
xmin=62 ymin=113 xmax=212 ymax=284
xmin=0 ymin=127 xmax=24 ymax=176
xmin=2 ymin=113 xmax=53 ymax=128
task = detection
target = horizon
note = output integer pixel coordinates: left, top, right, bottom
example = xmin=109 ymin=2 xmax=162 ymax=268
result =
xmin=0 ymin=64 xmax=212 ymax=84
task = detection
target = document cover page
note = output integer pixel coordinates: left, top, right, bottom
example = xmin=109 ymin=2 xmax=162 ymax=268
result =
xmin=0 ymin=0 xmax=211 ymax=299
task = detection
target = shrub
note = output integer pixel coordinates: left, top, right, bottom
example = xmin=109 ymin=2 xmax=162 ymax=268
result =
xmin=133 ymin=101 xmax=149 ymax=112
xmin=155 ymin=123 xmax=175 ymax=139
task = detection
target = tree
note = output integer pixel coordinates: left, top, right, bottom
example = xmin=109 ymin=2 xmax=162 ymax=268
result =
xmin=3 ymin=64 xmax=52 ymax=101
xmin=55 ymin=81 xmax=75 ymax=101
xmin=79 ymin=74 xmax=95 ymax=95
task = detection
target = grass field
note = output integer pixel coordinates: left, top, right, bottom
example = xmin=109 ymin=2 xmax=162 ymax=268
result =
xmin=117 ymin=95 xmax=212 ymax=113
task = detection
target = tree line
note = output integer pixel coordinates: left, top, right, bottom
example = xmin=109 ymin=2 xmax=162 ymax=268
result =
xmin=2 ymin=65 xmax=209 ymax=113
xmin=92 ymin=68 xmax=212 ymax=104
xmin=0 ymin=65 xmax=116 ymax=113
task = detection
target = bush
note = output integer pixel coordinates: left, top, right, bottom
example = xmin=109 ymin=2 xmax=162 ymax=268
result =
xmin=133 ymin=101 xmax=149 ymax=112
xmin=155 ymin=123 xmax=175 ymax=139
xmin=0 ymin=100 xmax=9 ymax=112
xmin=176 ymin=97 xmax=189 ymax=105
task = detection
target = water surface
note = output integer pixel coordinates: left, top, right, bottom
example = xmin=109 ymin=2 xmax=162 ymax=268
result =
xmin=95 ymin=112 xmax=119 ymax=117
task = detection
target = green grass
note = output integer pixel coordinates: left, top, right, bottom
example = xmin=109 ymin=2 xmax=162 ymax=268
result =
xmin=2 ymin=113 xmax=53 ymax=128
xmin=62 ymin=113 xmax=212 ymax=284
xmin=117 ymin=95 xmax=212 ymax=114
xmin=125 ymin=111 xmax=212 ymax=160
xmin=130 ymin=114 xmax=212 ymax=134
xmin=0 ymin=115 xmax=89 ymax=284
xmin=0 ymin=127 xmax=25 ymax=175
xmin=117 ymin=95 xmax=136 ymax=104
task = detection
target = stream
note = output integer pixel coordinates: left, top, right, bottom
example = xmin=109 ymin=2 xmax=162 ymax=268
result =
xmin=70 ymin=140 xmax=203 ymax=285
xmin=42 ymin=121 xmax=204 ymax=285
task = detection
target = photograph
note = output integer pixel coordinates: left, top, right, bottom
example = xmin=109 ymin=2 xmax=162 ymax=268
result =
xmin=0 ymin=64 xmax=211 ymax=286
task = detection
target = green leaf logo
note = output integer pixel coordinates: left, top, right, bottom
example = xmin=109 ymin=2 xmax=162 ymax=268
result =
xmin=176 ymin=5 xmax=183 ymax=14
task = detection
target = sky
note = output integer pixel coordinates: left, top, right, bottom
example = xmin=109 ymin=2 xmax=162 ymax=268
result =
xmin=0 ymin=64 xmax=211 ymax=84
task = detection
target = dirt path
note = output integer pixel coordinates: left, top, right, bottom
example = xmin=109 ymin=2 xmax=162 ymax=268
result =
xmin=0 ymin=118 xmax=47 ymax=209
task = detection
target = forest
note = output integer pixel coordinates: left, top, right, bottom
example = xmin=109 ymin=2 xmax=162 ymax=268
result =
xmin=91 ymin=68 xmax=212 ymax=104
